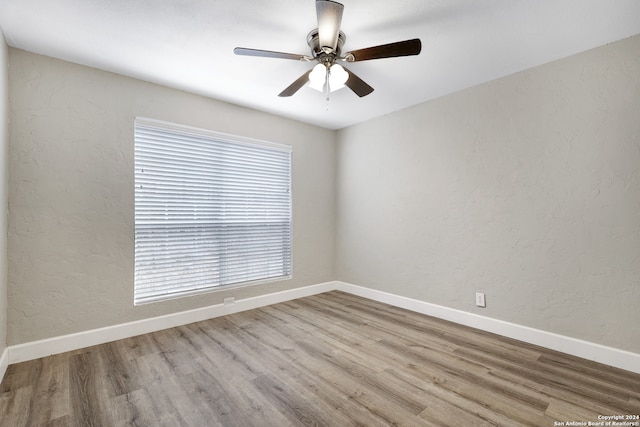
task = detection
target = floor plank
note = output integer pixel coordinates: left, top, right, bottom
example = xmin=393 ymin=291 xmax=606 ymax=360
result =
xmin=2 ymin=291 xmax=639 ymax=426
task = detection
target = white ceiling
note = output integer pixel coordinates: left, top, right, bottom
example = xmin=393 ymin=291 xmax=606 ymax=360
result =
xmin=1 ymin=0 xmax=640 ymax=130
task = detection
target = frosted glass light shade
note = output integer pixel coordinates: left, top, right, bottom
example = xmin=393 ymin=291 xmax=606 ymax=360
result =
xmin=330 ymin=64 xmax=348 ymax=90
xmin=308 ymin=64 xmax=327 ymax=91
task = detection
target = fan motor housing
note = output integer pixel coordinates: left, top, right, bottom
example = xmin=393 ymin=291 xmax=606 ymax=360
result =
xmin=307 ymin=29 xmax=346 ymax=58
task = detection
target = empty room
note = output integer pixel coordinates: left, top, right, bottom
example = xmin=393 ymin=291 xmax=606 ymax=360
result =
xmin=1 ymin=0 xmax=639 ymax=425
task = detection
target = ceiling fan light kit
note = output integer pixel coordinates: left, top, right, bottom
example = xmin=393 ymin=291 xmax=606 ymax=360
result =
xmin=234 ymin=0 xmax=422 ymax=99
xmin=308 ymin=63 xmax=348 ymax=93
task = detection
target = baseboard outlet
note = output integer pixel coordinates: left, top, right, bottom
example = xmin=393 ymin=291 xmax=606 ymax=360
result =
xmin=7 ymin=281 xmax=337 ymax=365
xmin=6 ymin=280 xmax=639 ymax=376
xmin=336 ymin=281 xmax=640 ymax=375
xmin=0 ymin=347 xmax=8 ymax=383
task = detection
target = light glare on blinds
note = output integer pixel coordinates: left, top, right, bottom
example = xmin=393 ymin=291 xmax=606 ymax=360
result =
xmin=134 ymin=118 xmax=292 ymax=304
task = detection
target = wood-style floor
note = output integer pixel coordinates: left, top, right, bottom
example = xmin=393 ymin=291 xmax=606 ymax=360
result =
xmin=1 ymin=291 xmax=639 ymax=426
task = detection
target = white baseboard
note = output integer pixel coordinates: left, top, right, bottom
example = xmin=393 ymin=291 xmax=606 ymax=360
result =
xmin=6 ymin=280 xmax=639 ymax=376
xmin=336 ymin=281 xmax=640 ymax=374
xmin=7 ymin=281 xmax=337 ymax=365
xmin=0 ymin=346 xmax=8 ymax=382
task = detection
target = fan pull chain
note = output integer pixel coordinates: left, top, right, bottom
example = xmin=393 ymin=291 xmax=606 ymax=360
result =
xmin=325 ymin=65 xmax=331 ymax=102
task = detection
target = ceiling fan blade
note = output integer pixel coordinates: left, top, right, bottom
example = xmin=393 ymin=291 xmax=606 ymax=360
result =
xmin=344 ymin=38 xmax=422 ymax=62
xmin=342 ymin=66 xmax=374 ymax=97
xmin=234 ymin=47 xmax=310 ymax=61
xmin=316 ymin=0 xmax=344 ymax=52
xmin=278 ymin=70 xmax=313 ymax=97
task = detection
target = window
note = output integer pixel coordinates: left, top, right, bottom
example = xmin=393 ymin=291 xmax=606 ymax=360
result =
xmin=134 ymin=118 xmax=292 ymax=304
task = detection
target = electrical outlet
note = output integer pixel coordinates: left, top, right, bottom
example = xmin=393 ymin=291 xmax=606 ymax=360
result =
xmin=475 ymin=292 xmax=486 ymax=308
xmin=224 ymin=297 xmax=235 ymax=306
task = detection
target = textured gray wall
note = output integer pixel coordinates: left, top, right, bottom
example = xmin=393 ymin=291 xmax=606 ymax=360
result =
xmin=0 ymin=35 xmax=8 ymax=357
xmin=8 ymin=49 xmax=336 ymax=345
xmin=6 ymin=35 xmax=640 ymax=356
xmin=336 ymin=35 xmax=640 ymax=353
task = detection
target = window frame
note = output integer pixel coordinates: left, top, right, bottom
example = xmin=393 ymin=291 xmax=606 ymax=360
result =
xmin=133 ymin=117 xmax=293 ymax=305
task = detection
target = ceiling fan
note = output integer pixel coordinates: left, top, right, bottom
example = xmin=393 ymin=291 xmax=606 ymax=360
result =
xmin=234 ymin=0 xmax=422 ymax=98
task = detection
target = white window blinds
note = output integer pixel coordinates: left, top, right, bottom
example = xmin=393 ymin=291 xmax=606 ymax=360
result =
xmin=134 ymin=118 xmax=292 ymax=304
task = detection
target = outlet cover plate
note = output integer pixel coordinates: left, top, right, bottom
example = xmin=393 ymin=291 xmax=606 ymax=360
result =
xmin=475 ymin=292 xmax=486 ymax=308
